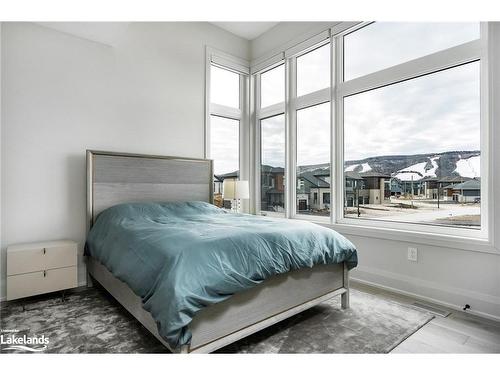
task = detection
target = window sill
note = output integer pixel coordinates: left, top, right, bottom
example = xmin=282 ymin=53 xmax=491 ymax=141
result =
xmin=291 ymin=217 xmax=498 ymax=255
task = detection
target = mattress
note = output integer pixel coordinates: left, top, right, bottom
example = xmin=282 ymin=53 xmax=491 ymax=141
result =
xmin=85 ymin=201 xmax=358 ymax=349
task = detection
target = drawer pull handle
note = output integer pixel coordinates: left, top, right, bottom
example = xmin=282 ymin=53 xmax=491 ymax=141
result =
xmin=43 ymin=248 xmax=46 ymax=255
xmin=43 ymin=270 xmax=46 ymax=277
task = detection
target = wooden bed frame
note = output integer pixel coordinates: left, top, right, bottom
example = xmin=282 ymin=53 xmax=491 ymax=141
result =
xmin=85 ymin=150 xmax=350 ymax=353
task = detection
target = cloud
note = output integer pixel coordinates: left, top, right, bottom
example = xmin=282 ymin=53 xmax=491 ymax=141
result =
xmin=210 ymin=116 xmax=239 ymax=174
xmin=344 ymin=61 xmax=480 ymax=161
xmin=262 ymin=114 xmax=285 ymax=167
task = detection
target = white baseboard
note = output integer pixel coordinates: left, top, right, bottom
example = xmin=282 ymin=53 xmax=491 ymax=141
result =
xmin=351 ymin=265 xmax=500 ymax=322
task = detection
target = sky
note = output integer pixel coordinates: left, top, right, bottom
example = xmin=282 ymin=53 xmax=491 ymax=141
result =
xmin=344 ymin=60 xmax=480 ymax=161
xmin=261 ymin=64 xmax=284 ymax=107
xmin=210 ymin=115 xmax=239 ymax=175
xmin=261 ymin=114 xmax=285 ymax=168
xmin=210 ymin=22 xmax=481 ymax=173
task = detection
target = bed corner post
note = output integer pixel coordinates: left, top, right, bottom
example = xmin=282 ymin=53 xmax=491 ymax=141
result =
xmin=86 ymin=272 xmax=94 ymax=287
xmin=180 ymin=345 xmax=190 ymax=354
xmin=86 ymin=150 xmax=94 ymax=289
xmin=341 ymin=262 xmax=350 ymax=309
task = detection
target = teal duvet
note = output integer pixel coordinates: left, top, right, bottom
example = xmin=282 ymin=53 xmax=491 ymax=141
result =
xmin=85 ymin=201 xmax=358 ymax=349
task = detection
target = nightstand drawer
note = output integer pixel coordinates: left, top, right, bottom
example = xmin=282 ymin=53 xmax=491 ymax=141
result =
xmin=7 ymin=242 xmax=77 ymax=276
xmin=6 ymin=266 xmax=78 ymax=300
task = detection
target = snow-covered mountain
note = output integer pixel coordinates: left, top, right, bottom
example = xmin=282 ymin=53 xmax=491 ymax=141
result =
xmin=297 ymin=151 xmax=480 ymax=180
xmin=344 ymin=151 xmax=480 ymax=180
xmin=342 ymin=151 xmax=480 ymax=180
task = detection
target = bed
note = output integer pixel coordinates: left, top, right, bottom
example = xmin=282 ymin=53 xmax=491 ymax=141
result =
xmin=85 ymin=150 xmax=357 ymax=353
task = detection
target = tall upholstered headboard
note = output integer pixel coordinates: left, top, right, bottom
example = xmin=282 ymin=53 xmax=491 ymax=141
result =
xmin=86 ymin=150 xmax=213 ymax=229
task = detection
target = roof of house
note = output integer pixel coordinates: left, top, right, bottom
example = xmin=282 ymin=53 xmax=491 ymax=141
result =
xmin=438 ymin=176 xmax=471 ymax=184
xmin=261 ymin=165 xmax=285 ymax=173
xmin=360 ymin=171 xmax=391 ymax=178
xmin=345 ymin=171 xmax=363 ymax=180
xmin=217 ymin=170 xmax=239 ymax=180
xmin=420 ymin=176 xmax=439 ymax=182
xmin=311 ymin=168 xmax=330 ymax=177
xmin=298 ymin=172 xmax=330 ymax=188
xmin=451 ymin=179 xmax=481 ymax=190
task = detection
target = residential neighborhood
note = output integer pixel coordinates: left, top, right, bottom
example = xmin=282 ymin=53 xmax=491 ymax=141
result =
xmin=213 ymin=151 xmax=481 ymax=227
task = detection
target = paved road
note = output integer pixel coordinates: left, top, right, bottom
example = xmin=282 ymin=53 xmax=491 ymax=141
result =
xmin=358 ymin=205 xmax=480 ymax=223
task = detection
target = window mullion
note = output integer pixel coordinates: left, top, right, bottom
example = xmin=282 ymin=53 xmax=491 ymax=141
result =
xmin=287 ymin=57 xmax=298 ymax=219
xmin=334 ymin=35 xmax=344 ymax=225
xmin=339 ymin=39 xmax=481 ymax=98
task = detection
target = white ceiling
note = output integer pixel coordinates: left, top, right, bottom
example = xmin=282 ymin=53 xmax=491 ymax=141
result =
xmin=36 ymin=22 xmax=278 ymax=46
xmin=210 ymin=22 xmax=278 ymax=40
xmin=36 ymin=22 xmax=131 ymax=46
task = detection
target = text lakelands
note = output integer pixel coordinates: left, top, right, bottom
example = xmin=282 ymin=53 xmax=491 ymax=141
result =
xmin=0 ymin=334 xmax=49 ymax=345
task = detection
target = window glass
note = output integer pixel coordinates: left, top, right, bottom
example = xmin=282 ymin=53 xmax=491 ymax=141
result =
xmin=261 ymin=64 xmax=285 ymax=108
xmin=297 ymin=43 xmax=330 ymax=96
xmin=261 ymin=114 xmax=286 ymax=214
xmin=344 ymin=22 xmax=480 ymax=80
xmin=296 ymin=102 xmax=331 ymax=217
xmin=211 ymin=65 xmax=240 ymax=108
xmin=210 ymin=115 xmax=239 ymax=207
xmin=344 ymin=62 xmax=480 ymax=229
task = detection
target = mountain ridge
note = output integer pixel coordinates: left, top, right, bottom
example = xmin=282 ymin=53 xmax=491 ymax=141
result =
xmin=297 ymin=150 xmax=481 ymax=180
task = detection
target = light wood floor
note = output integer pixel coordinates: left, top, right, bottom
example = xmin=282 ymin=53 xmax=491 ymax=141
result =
xmin=352 ymin=281 xmax=500 ymax=353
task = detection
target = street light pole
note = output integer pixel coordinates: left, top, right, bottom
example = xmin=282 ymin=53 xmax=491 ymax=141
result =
xmin=411 ymin=175 xmax=414 ymax=208
xmin=356 ymin=181 xmax=360 ymax=217
xmin=437 ymin=182 xmax=440 ymax=209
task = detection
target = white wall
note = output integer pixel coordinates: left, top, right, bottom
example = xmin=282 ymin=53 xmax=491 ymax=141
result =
xmin=252 ymin=22 xmax=500 ymax=320
xmin=0 ymin=22 xmax=250 ymax=299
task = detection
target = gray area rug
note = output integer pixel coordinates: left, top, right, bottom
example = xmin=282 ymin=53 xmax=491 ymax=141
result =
xmin=0 ymin=286 xmax=433 ymax=354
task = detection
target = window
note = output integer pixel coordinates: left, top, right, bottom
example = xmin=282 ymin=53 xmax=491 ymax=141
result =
xmin=297 ymin=43 xmax=330 ymax=96
xmin=342 ymin=22 xmax=482 ymax=231
xmin=258 ymin=62 xmax=286 ymax=215
xmin=260 ymin=114 xmax=285 ymax=215
xmin=210 ymin=115 xmax=239 ymax=176
xmin=253 ymin=22 xmax=487 ymax=240
xmin=210 ymin=65 xmax=240 ymax=108
xmin=296 ymin=102 xmax=331 ymax=217
xmin=261 ymin=64 xmax=285 ymax=108
xmin=344 ymin=22 xmax=480 ymax=80
xmin=323 ymin=192 xmax=331 ymax=204
xmin=207 ymin=58 xmax=248 ymax=207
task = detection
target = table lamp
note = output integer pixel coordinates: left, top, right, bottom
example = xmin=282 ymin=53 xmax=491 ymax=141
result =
xmin=223 ymin=180 xmax=250 ymax=212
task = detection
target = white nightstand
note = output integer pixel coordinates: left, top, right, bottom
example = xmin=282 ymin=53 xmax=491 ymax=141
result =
xmin=6 ymin=240 xmax=78 ymax=301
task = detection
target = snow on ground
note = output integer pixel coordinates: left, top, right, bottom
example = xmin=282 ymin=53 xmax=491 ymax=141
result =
xmin=393 ymin=157 xmax=439 ymax=181
xmin=345 ymin=164 xmax=359 ymax=172
xmin=454 ymin=155 xmax=480 ymax=178
xmin=345 ymin=199 xmax=480 ymax=224
xmin=345 ymin=163 xmax=372 ymax=173
xmin=360 ymin=163 xmax=372 ymax=173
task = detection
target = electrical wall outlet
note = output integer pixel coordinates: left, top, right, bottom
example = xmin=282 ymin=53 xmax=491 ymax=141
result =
xmin=408 ymin=247 xmax=418 ymax=262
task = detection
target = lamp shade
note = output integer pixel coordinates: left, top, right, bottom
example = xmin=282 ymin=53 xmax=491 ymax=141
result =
xmin=223 ymin=179 xmax=250 ymax=200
